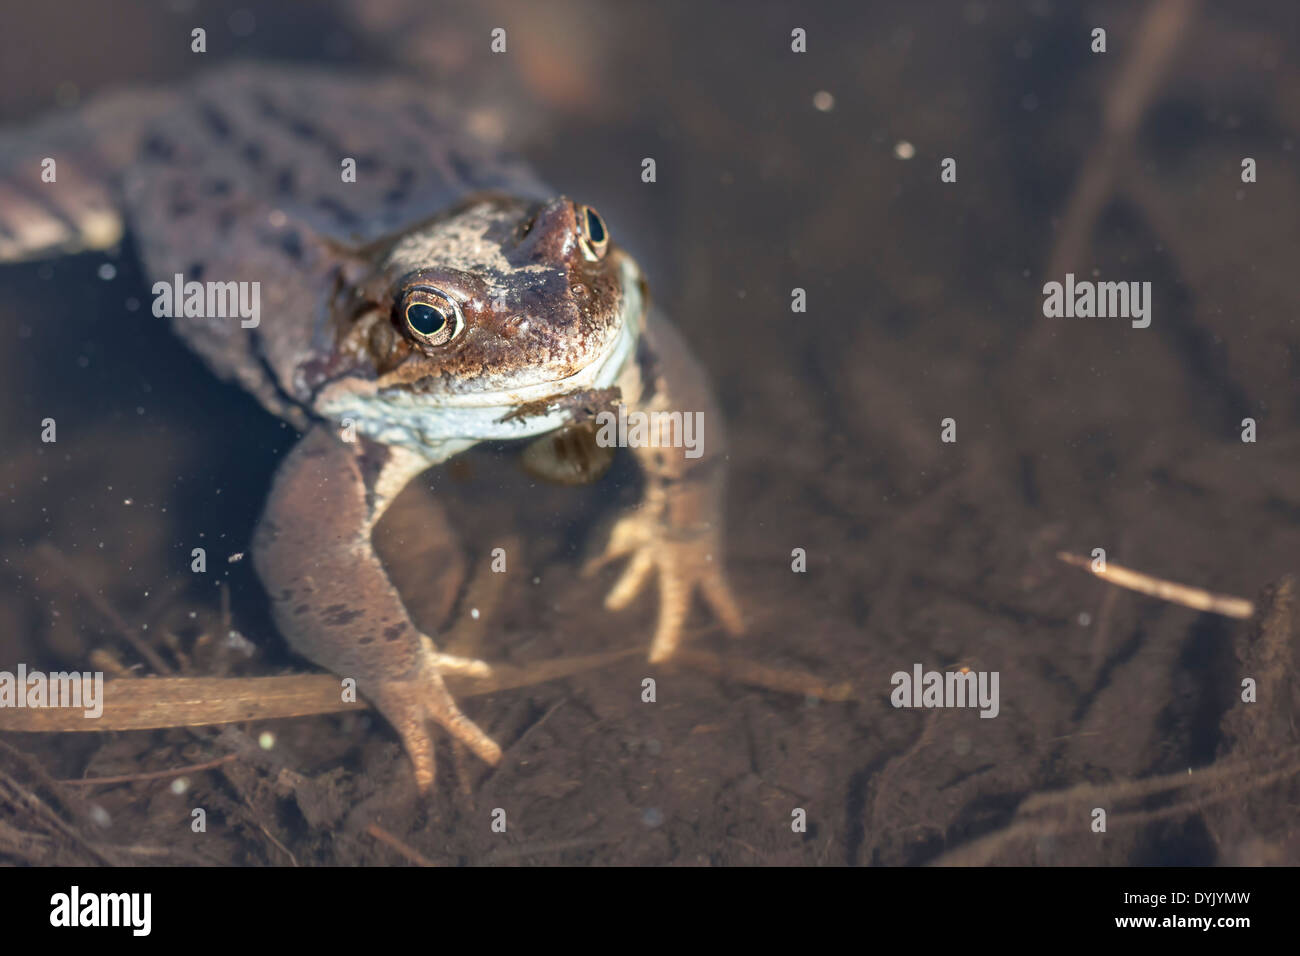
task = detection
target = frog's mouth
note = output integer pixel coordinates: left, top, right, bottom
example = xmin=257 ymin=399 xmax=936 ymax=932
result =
xmin=316 ymin=256 xmax=644 ymax=457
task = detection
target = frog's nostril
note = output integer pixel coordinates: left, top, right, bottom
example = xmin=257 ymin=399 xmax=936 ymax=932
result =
xmin=515 ymin=198 xmax=570 ymax=253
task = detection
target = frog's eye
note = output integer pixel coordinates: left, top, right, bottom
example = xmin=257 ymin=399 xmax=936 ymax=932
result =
xmin=401 ymin=287 xmax=463 ymax=346
xmin=576 ymin=204 xmax=609 ymax=260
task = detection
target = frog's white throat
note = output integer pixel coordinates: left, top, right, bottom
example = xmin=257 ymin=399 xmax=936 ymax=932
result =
xmin=319 ymin=258 xmax=644 ymax=463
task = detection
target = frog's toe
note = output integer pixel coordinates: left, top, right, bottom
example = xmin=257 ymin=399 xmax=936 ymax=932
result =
xmin=426 ymin=649 xmax=494 ymax=678
xmin=580 ymin=513 xmax=643 ymax=578
xmin=604 ymin=549 xmax=655 ymax=611
xmin=583 ymin=512 xmax=658 ymax=610
xmin=367 ymin=638 xmax=502 ymax=794
xmin=646 ymin=553 xmax=745 ymax=662
xmin=587 ymin=513 xmax=745 ymax=662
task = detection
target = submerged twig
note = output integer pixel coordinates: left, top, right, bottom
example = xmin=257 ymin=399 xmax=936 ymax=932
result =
xmin=57 ymin=753 xmax=239 ymax=786
xmin=365 ymin=823 xmax=438 ymax=866
xmin=1057 ymin=551 xmax=1254 ymax=619
xmin=674 ymin=649 xmax=856 ymax=701
xmin=932 ymin=746 xmax=1300 ymax=866
xmin=0 ymin=650 xmax=641 ymax=733
xmin=0 ymin=643 xmax=855 ymax=735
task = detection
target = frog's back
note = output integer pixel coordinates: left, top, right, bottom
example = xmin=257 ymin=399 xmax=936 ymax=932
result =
xmin=0 ymin=66 xmax=552 ymax=422
xmin=125 ymin=67 xmax=551 ymax=247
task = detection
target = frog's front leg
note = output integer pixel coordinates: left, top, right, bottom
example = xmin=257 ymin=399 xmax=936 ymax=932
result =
xmin=586 ymin=311 xmax=745 ymax=661
xmin=252 ymin=425 xmax=500 ymax=793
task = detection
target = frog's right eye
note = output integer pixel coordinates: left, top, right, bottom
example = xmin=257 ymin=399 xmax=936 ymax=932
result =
xmin=576 ymin=205 xmax=608 ymax=260
xmin=401 ymin=287 xmax=463 ymax=346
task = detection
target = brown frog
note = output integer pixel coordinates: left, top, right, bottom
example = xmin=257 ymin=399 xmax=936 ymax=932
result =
xmin=0 ymin=67 xmax=743 ymax=792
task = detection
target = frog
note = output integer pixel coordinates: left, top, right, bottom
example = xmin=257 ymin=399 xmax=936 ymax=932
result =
xmin=0 ymin=66 xmax=744 ymax=793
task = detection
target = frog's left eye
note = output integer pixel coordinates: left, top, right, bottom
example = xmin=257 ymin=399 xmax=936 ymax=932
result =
xmin=401 ymin=287 xmax=463 ymax=346
xmin=576 ymin=204 xmax=609 ymax=260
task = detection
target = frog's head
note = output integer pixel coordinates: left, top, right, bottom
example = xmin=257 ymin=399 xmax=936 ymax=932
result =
xmin=314 ymin=193 xmax=645 ymax=454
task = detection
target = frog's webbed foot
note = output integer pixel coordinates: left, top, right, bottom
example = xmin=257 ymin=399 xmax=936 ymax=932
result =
xmin=587 ymin=310 xmax=746 ymax=662
xmin=584 ymin=509 xmax=744 ymax=662
xmin=370 ymin=637 xmax=502 ymax=793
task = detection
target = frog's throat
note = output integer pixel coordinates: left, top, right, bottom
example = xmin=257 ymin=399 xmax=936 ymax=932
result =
xmin=317 ymin=257 xmax=644 ymax=463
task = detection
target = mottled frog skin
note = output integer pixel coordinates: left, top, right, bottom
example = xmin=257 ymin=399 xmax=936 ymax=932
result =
xmin=0 ymin=67 xmax=743 ymax=793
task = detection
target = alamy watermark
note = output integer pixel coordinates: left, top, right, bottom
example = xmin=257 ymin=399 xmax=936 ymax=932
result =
xmin=0 ymin=664 xmax=104 ymax=718
xmin=50 ymin=886 xmax=151 ymax=936
xmin=1042 ymin=273 xmax=1151 ymax=328
xmin=152 ymin=273 xmax=260 ymax=328
xmin=593 ymin=403 xmax=704 ymax=459
xmin=890 ymin=663 xmax=999 ymax=718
